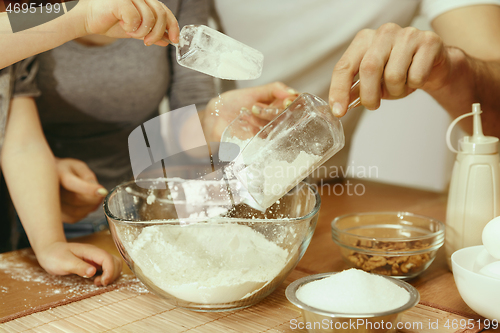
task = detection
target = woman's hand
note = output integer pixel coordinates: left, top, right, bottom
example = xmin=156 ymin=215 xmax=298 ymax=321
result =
xmin=56 ymin=158 xmax=107 ymax=223
xmin=202 ymin=82 xmax=299 ymax=143
xmin=36 ymin=241 xmax=122 ymax=286
xmin=76 ymin=0 xmax=179 ymax=46
xmin=329 ymin=23 xmax=452 ymax=117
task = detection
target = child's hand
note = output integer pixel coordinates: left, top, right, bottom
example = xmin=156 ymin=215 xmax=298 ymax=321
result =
xmin=56 ymin=158 xmax=107 ymax=223
xmin=36 ymin=242 xmax=123 ymax=286
xmin=76 ymin=0 xmax=179 ymax=47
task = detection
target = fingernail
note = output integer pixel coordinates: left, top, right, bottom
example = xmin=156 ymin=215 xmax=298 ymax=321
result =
xmin=97 ymin=188 xmax=108 ymax=197
xmin=331 ymin=102 xmax=343 ymax=117
xmin=144 ymin=41 xmax=151 ymax=47
xmin=86 ymin=267 xmax=94 ymax=277
xmin=283 ymin=98 xmax=294 ymax=108
xmin=287 ymin=88 xmax=300 ymax=95
xmin=263 ymin=108 xmax=280 ymax=115
xmin=252 ymin=105 xmax=262 ymax=115
xmin=240 ymin=107 xmax=250 ymax=114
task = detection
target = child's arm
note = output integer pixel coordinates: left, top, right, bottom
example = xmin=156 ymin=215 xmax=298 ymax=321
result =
xmin=1 ymin=0 xmax=179 ymax=70
xmin=0 ymin=97 xmax=122 ymax=286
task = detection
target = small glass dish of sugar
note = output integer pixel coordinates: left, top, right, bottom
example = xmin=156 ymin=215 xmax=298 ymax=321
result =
xmin=285 ymin=269 xmax=419 ymax=333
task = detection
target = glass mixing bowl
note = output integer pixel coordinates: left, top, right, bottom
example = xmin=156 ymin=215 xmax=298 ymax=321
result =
xmin=104 ymin=178 xmax=320 ymax=311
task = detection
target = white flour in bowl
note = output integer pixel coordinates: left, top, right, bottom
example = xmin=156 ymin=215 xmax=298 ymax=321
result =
xmin=125 ymin=223 xmax=289 ymax=304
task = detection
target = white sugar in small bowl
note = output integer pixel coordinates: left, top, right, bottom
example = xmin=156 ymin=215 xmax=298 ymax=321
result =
xmin=285 ymin=271 xmax=419 ymax=333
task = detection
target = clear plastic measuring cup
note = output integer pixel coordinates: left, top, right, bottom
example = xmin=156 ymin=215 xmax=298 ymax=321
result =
xmin=175 ymin=25 xmax=264 ymax=80
xmin=222 ymin=93 xmax=345 ymax=210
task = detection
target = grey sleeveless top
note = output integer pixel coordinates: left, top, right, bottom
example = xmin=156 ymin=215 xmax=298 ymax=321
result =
xmin=33 ymin=0 xmax=216 ymax=191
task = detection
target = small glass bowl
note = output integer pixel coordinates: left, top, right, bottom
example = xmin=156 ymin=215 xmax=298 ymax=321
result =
xmin=286 ymin=272 xmax=420 ymax=333
xmin=331 ymin=212 xmax=445 ymax=279
xmin=105 ymin=179 xmax=320 ymax=311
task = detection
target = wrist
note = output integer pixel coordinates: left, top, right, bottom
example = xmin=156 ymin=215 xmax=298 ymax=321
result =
xmin=422 ymin=46 xmax=479 ymax=131
xmin=64 ymin=0 xmax=90 ymax=39
xmin=423 ymin=46 xmax=471 ymax=95
xmin=30 ymin=231 xmax=66 ymax=257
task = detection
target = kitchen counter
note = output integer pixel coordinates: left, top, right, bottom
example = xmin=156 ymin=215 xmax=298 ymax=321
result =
xmin=1 ymin=179 xmax=498 ymax=332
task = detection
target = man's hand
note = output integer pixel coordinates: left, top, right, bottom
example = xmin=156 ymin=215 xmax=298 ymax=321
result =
xmin=36 ymin=241 xmax=122 ymax=287
xmin=75 ymin=0 xmax=179 ymax=46
xmin=329 ymin=23 xmax=451 ymax=117
xmin=56 ymin=158 xmax=107 ymax=223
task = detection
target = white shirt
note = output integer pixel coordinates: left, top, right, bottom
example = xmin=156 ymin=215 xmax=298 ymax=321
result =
xmin=215 ymin=0 xmax=500 ymax=100
xmin=215 ymin=0 xmax=500 ymax=184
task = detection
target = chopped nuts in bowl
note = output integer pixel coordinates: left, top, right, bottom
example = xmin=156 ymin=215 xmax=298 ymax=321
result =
xmin=331 ymin=212 xmax=445 ymax=279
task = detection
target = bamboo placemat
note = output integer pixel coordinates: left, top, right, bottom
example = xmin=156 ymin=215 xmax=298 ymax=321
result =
xmin=1 ymin=269 xmax=307 ymax=333
xmin=1 ymin=267 xmax=485 ymax=333
xmin=0 ymin=248 xmax=138 ymax=322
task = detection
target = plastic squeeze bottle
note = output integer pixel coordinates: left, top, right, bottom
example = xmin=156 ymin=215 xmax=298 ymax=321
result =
xmin=445 ymin=103 xmax=500 ymax=269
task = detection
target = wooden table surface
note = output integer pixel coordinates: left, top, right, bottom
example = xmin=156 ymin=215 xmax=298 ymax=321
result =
xmin=1 ymin=179 xmax=499 ymax=332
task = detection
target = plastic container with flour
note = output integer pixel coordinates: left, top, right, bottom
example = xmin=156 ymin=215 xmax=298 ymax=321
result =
xmin=175 ymin=25 xmax=264 ymax=80
xmin=223 ymin=93 xmax=345 ymax=210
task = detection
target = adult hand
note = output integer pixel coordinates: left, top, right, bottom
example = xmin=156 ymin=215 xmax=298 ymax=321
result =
xmin=76 ymin=0 xmax=179 ymax=46
xmin=36 ymin=241 xmax=122 ymax=287
xmin=329 ymin=23 xmax=451 ymax=117
xmin=202 ymin=82 xmax=299 ymax=143
xmin=56 ymin=158 xmax=107 ymax=223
